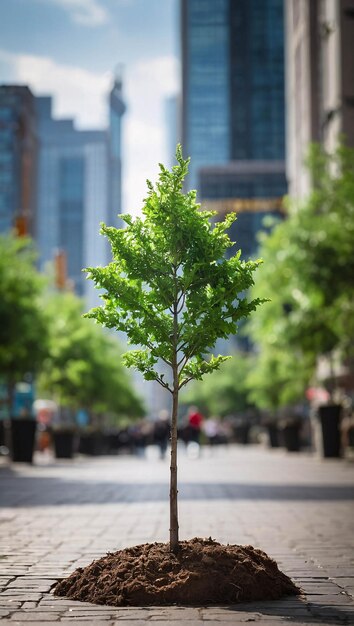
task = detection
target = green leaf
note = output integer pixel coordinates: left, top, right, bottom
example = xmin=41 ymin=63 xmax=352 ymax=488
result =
xmin=84 ymin=145 xmax=264 ymax=393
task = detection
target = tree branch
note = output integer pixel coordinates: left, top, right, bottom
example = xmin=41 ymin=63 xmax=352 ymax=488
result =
xmin=176 ymin=340 xmax=189 ymax=354
xmin=178 ymin=376 xmax=195 ymax=390
xmin=156 ymin=377 xmax=173 ymax=393
xmin=176 ymin=292 xmax=186 ymax=315
xmin=177 ymin=337 xmax=203 ymax=374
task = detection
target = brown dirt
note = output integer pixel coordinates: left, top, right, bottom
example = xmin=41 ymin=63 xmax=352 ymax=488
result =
xmin=54 ymin=538 xmax=300 ymax=606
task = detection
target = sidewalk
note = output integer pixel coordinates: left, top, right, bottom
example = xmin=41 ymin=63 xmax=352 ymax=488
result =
xmin=0 ymin=444 xmax=353 ymax=625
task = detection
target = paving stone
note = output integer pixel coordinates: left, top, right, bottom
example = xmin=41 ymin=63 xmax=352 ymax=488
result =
xmin=0 ymin=609 xmax=11 ymax=617
xmin=9 ymin=613 xmax=63 ymax=621
xmin=110 ymin=622 xmax=153 ymax=626
xmin=0 ymin=445 xmax=353 ymax=624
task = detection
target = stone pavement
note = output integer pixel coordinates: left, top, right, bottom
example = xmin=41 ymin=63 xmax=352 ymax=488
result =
xmin=0 ymin=444 xmax=354 ymax=625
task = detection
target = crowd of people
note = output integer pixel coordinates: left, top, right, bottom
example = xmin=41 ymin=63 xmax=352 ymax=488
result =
xmin=128 ymin=406 xmax=232 ymax=459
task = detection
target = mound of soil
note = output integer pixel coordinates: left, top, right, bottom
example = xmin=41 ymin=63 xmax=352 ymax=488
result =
xmin=54 ymin=538 xmax=300 ymax=606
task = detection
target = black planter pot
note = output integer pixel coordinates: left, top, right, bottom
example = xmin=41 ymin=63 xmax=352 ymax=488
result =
xmin=234 ymin=424 xmax=251 ymax=445
xmin=348 ymin=425 xmax=354 ymax=448
xmin=79 ymin=432 xmax=104 ymax=456
xmin=281 ymin=423 xmax=301 ymax=452
xmin=53 ymin=431 xmax=75 ymax=459
xmin=318 ymin=404 xmax=342 ymax=458
xmin=266 ymin=423 xmax=280 ymax=448
xmin=10 ymin=418 xmax=37 ymax=463
xmin=0 ymin=420 xmax=5 ymax=447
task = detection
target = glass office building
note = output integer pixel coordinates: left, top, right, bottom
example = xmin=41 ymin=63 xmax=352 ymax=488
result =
xmin=36 ymin=85 xmax=125 ymax=305
xmin=199 ymin=161 xmax=286 ymax=258
xmin=181 ymin=0 xmax=287 ymax=259
xmin=181 ymin=0 xmax=230 ymax=190
xmin=229 ymin=0 xmax=285 ymax=161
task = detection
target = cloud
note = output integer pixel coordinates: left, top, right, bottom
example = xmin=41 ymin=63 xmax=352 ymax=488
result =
xmin=0 ymin=49 xmax=180 ymax=216
xmin=0 ymin=49 xmax=110 ymax=127
xmin=40 ymin=0 xmax=109 ymax=26
xmin=123 ymin=55 xmax=180 ymax=214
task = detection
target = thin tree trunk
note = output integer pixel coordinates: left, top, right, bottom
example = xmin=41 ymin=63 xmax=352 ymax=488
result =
xmin=170 ymin=279 xmax=180 ymax=554
xmin=169 ymin=385 xmax=179 ymax=553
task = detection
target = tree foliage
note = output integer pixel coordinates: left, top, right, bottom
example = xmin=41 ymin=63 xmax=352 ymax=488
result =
xmin=85 ymin=146 xmax=264 ymax=391
xmin=38 ymin=293 xmax=144 ymax=419
xmin=248 ymin=142 xmax=354 ymax=408
xmin=246 ymin=346 xmax=314 ymax=412
xmin=182 ymin=354 xmax=255 ymax=417
xmin=0 ymin=234 xmax=48 ymax=394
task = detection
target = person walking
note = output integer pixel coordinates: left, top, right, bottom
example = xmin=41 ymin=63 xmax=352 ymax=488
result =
xmin=154 ymin=410 xmax=171 ymax=459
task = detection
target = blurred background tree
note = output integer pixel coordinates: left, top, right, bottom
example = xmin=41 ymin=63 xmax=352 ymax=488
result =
xmin=38 ymin=292 xmax=145 ymax=424
xmin=182 ymin=354 xmax=254 ymax=418
xmin=246 ymin=346 xmax=314 ymax=413
xmin=0 ymin=234 xmax=48 ymax=412
xmin=247 ymin=142 xmax=354 ymax=408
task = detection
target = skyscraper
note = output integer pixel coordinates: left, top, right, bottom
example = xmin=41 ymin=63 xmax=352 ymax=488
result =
xmin=0 ymin=85 xmax=38 ymax=236
xmin=181 ymin=0 xmax=230 ymax=191
xmin=165 ymin=94 xmax=179 ymax=168
xmin=36 ymin=78 xmax=126 ymax=305
xmin=36 ymin=96 xmax=109 ymax=300
xmin=181 ymin=0 xmax=287 ymax=258
xmin=0 ymin=78 xmax=126 ymax=305
xmin=109 ymin=72 xmax=126 ymax=225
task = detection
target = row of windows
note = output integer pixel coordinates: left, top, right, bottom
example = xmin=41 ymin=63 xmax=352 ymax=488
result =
xmin=200 ymin=174 xmax=287 ymax=199
xmin=184 ymin=0 xmax=286 ymax=184
xmin=0 ymin=108 xmax=15 ymax=121
xmin=229 ymin=0 xmax=285 ymax=161
xmin=59 ymin=157 xmax=85 ymax=203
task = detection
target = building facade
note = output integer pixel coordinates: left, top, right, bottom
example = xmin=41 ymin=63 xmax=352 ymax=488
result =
xmin=181 ymin=0 xmax=287 ymax=259
xmin=199 ymin=161 xmax=286 ymax=258
xmin=0 ymin=79 xmax=125 ymax=306
xmin=285 ymin=0 xmax=354 ymax=197
xmin=36 ymin=96 xmax=109 ymax=302
xmin=181 ymin=0 xmax=230 ymax=191
xmin=36 ymin=78 xmax=125 ymax=305
xmin=0 ymin=85 xmax=38 ymax=236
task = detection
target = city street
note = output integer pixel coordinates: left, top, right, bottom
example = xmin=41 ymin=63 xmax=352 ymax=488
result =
xmin=0 ymin=444 xmax=354 ymax=625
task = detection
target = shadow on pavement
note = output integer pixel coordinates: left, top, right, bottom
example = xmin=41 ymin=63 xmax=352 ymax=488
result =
xmin=1 ymin=475 xmax=354 ymax=506
xmin=224 ymin=596 xmax=352 ymax=624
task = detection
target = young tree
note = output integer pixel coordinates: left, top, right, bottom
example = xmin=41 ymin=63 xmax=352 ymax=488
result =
xmin=85 ymin=147 xmax=263 ymax=553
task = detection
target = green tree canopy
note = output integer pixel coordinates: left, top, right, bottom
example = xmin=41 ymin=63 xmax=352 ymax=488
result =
xmin=246 ymin=346 xmax=314 ymax=412
xmin=248 ymin=142 xmax=354 ymax=407
xmin=85 ymin=146 xmax=263 ymax=390
xmin=182 ymin=353 xmax=255 ymax=418
xmin=38 ymin=293 xmax=144 ymax=419
xmin=0 ymin=234 xmax=48 ymax=400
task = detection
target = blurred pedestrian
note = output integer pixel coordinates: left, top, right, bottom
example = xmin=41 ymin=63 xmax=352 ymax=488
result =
xmin=154 ymin=410 xmax=170 ymax=459
xmin=203 ymin=417 xmax=219 ymax=446
xmin=187 ymin=405 xmax=203 ymax=445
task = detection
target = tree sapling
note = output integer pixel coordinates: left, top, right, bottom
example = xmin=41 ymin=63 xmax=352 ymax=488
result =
xmin=84 ymin=146 xmax=263 ymax=553
xmin=54 ymin=148 xmax=299 ymax=607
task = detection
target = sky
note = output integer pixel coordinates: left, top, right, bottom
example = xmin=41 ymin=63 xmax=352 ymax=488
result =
xmin=0 ymin=0 xmax=179 ymax=214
